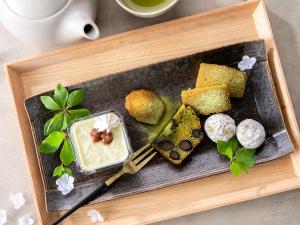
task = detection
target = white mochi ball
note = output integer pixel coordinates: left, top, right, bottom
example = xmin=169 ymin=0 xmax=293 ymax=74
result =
xmin=204 ymin=113 xmax=236 ymax=143
xmin=236 ymin=119 xmax=266 ymax=149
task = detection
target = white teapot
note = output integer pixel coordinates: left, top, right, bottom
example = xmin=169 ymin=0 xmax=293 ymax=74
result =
xmin=0 ymin=0 xmax=100 ymax=49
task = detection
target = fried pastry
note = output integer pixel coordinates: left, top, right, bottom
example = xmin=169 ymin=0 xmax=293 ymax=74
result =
xmin=125 ymin=89 xmax=165 ymax=125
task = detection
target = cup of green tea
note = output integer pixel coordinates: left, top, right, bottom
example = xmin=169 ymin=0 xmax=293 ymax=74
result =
xmin=115 ymin=0 xmax=179 ymax=18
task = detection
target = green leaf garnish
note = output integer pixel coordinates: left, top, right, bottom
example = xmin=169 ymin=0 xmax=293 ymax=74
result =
xmin=60 ymin=109 xmax=91 ymax=131
xmin=67 ymin=89 xmax=85 ymax=108
xmin=44 ymin=112 xmax=64 ymax=136
xmin=39 ymin=131 xmax=65 ymax=154
xmin=53 ymin=165 xmax=64 ymax=177
xmin=217 ymin=137 xmax=237 ymax=160
xmin=236 ymin=161 xmax=250 ymax=174
xmin=68 ymin=108 xmax=91 ymax=120
xmin=235 ymin=148 xmax=256 ymax=168
xmin=60 ymin=139 xmax=74 ymax=166
xmin=230 ymin=161 xmax=241 ymax=176
xmin=216 ymin=137 xmax=256 ymax=176
xmin=39 ymin=84 xmax=91 ymax=177
xmin=53 ymin=84 xmax=69 ymax=108
xmin=39 ymin=141 xmax=58 ymax=154
xmin=63 ymin=167 xmax=73 ymax=176
xmin=61 ymin=113 xmax=72 ymax=131
xmin=235 ymin=148 xmax=256 ymax=160
xmin=40 ymin=96 xmax=62 ymax=111
xmin=53 ymin=164 xmax=73 ymax=178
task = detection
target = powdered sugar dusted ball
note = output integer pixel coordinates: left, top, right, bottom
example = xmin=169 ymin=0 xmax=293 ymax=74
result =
xmin=236 ymin=119 xmax=266 ymax=149
xmin=204 ymin=113 xmax=236 ymax=143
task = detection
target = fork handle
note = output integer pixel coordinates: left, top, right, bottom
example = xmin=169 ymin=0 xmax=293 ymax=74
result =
xmin=51 ymin=182 xmax=108 ymax=225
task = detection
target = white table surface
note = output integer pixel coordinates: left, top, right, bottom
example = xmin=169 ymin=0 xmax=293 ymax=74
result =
xmin=0 ymin=0 xmax=300 ymax=224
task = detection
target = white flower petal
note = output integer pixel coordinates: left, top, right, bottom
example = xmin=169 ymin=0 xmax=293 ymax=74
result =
xmin=87 ymin=209 xmax=104 ymax=223
xmin=69 ymin=176 xmax=75 ymax=184
xmin=56 ymin=174 xmax=74 ymax=195
xmin=0 ymin=209 xmax=7 ymax=225
xmin=238 ymin=55 xmax=256 ymax=71
xmin=9 ymin=192 xmax=26 ymax=209
xmin=18 ymin=215 xmax=34 ymax=225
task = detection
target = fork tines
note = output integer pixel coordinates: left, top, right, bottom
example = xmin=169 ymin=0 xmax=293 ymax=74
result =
xmin=130 ymin=143 xmax=156 ymax=169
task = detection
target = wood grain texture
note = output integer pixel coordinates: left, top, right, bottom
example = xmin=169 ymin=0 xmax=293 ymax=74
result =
xmin=24 ymin=40 xmax=294 ymax=212
xmin=5 ymin=0 xmax=300 ymax=224
xmin=5 ymin=66 xmax=55 ymax=225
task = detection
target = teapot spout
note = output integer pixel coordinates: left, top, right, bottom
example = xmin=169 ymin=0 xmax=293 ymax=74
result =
xmin=63 ymin=11 xmax=100 ymax=41
xmin=82 ymin=21 xmax=100 ymax=40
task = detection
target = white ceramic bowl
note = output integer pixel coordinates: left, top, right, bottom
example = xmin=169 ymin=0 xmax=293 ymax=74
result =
xmin=115 ymin=0 xmax=179 ymax=18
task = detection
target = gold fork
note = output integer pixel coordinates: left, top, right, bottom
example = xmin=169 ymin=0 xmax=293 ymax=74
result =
xmin=52 ymin=143 xmax=156 ymax=225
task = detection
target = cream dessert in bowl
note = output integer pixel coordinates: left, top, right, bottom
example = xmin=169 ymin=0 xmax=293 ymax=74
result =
xmin=69 ymin=111 xmax=132 ymax=173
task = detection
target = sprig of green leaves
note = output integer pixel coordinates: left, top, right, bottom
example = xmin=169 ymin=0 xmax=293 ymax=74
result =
xmin=39 ymin=131 xmax=65 ymax=154
xmin=38 ymin=84 xmax=91 ymax=178
xmin=217 ymin=137 xmax=256 ymax=176
xmin=42 ymin=85 xmax=89 ymax=136
xmin=53 ymin=164 xmax=73 ymax=178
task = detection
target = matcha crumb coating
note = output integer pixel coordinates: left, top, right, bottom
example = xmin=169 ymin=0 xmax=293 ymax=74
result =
xmin=125 ymin=89 xmax=165 ymax=125
xmin=196 ymin=63 xmax=248 ymax=98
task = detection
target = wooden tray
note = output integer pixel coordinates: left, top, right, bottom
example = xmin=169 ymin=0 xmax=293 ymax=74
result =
xmin=5 ymin=0 xmax=300 ymax=224
xmin=24 ymin=40 xmax=294 ymax=212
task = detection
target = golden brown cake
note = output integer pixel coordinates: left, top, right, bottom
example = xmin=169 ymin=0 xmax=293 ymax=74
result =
xmin=125 ymin=89 xmax=165 ymax=125
xmin=181 ymin=84 xmax=231 ymax=115
xmin=196 ymin=63 xmax=248 ymax=98
xmin=153 ymin=105 xmax=204 ymax=165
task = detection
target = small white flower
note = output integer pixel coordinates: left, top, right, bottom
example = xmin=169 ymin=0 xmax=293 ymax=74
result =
xmin=18 ymin=215 xmax=34 ymax=225
xmin=9 ymin=192 xmax=26 ymax=209
xmin=87 ymin=209 xmax=104 ymax=223
xmin=0 ymin=209 xmax=7 ymax=225
xmin=56 ymin=174 xmax=74 ymax=195
xmin=238 ymin=55 xmax=256 ymax=71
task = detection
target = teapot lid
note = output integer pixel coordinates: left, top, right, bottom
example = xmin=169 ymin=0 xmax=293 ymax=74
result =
xmin=4 ymin=0 xmax=69 ymax=20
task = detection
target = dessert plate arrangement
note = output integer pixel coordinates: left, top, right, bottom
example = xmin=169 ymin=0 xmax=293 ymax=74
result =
xmin=25 ymin=40 xmax=293 ymax=212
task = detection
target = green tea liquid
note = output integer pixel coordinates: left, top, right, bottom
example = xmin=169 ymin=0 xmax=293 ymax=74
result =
xmin=123 ymin=0 xmax=173 ymax=13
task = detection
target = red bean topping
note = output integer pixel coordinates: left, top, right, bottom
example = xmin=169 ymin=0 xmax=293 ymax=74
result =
xmin=101 ymin=132 xmax=113 ymax=144
xmin=90 ymin=128 xmax=103 ymax=143
xmin=91 ymin=128 xmax=113 ymax=144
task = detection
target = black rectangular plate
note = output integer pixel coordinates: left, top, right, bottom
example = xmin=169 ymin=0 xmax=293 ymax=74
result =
xmin=25 ymin=40 xmax=293 ymax=212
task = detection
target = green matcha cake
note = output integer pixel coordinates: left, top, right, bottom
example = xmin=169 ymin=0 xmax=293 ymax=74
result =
xmin=196 ymin=63 xmax=248 ymax=98
xmin=153 ymin=105 xmax=204 ymax=165
xmin=181 ymin=84 xmax=231 ymax=115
